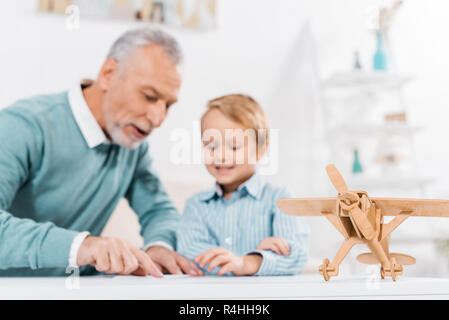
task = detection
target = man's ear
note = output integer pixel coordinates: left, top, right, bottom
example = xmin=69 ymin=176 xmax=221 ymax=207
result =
xmin=98 ymin=57 xmax=119 ymax=91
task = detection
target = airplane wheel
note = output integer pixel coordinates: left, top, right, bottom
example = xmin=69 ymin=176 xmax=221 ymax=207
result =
xmin=320 ymin=258 xmax=330 ymax=281
xmin=390 ymin=259 xmax=398 ymax=282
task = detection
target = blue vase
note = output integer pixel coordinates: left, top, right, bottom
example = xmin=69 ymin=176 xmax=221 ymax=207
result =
xmin=352 ymin=149 xmax=363 ymax=174
xmin=373 ymin=31 xmax=388 ymax=71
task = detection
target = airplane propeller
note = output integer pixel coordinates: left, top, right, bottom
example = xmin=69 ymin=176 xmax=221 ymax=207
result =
xmin=326 ymin=164 xmax=376 ymax=240
xmin=326 ymin=164 xmax=348 ymax=193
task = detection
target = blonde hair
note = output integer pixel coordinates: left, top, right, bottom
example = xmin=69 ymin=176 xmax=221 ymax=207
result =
xmin=201 ymin=94 xmax=269 ymax=150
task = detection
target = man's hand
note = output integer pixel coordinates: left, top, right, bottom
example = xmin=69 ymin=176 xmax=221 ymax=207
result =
xmin=77 ymin=236 xmax=163 ymax=277
xmin=194 ymin=247 xmax=262 ymax=276
xmin=257 ymin=237 xmax=290 ymax=256
xmin=145 ymin=246 xmax=204 ymax=276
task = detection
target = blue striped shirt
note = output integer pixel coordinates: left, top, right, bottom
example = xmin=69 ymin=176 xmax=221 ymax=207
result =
xmin=176 ymin=173 xmax=310 ymax=276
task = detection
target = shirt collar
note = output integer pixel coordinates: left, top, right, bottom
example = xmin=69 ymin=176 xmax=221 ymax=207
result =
xmin=199 ymin=172 xmax=264 ymax=201
xmin=68 ymin=80 xmax=109 ymax=148
xmin=240 ymin=172 xmax=263 ymax=199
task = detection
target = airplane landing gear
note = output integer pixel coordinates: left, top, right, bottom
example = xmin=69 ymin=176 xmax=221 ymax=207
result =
xmin=380 ymin=258 xmax=403 ymax=281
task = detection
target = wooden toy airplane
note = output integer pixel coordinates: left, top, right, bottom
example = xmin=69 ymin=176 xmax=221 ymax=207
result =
xmin=277 ymin=164 xmax=449 ymax=281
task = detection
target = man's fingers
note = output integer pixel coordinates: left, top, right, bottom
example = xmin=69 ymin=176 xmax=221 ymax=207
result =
xmin=154 ymin=261 xmax=164 ymax=273
xmin=82 ymin=237 xmax=156 ymax=275
xmin=117 ymin=242 xmax=139 ymax=275
xmin=108 ymin=245 xmax=125 ymax=274
xmin=123 ymin=254 xmax=140 ymax=274
xmin=132 ymin=266 xmax=148 ymax=277
xmin=176 ymin=255 xmax=204 ymax=276
xmin=94 ymin=249 xmax=110 ymax=272
xmin=133 ymin=249 xmax=164 ymax=278
xmin=159 ymin=256 xmax=183 ymax=275
xmin=147 ymin=260 xmax=165 ymax=278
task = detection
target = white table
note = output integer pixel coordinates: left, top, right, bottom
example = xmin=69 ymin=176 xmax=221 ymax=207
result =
xmin=1 ymin=274 xmax=449 ymax=299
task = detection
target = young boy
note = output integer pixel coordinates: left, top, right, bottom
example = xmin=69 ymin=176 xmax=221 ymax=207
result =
xmin=176 ymin=94 xmax=310 ymax=276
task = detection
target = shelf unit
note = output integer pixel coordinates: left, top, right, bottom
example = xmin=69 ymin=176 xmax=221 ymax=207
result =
xmin=321 ymin=70 xmax=430 ymax=197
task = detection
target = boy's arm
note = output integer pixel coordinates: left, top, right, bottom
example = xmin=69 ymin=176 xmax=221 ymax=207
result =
xmin=250 ymin=188 xmax=311 ymax=276
xmin=176 ymin=197 xmax=219 ymax=263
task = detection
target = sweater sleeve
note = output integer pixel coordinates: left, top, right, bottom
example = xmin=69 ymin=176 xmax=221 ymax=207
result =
xmin=0 ymin=109 xmax=79 ymax=270
xmin=252 ymin=188 xmax=310 ymax=276
xmin=125 ymin=142 xmax=180 ymax=250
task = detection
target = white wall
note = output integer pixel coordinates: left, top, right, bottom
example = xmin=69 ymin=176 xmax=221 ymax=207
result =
xmin=2 ymin=0 xmax=449 ymax=194
xmin=2 ymin=0 xmax=449 ymax=276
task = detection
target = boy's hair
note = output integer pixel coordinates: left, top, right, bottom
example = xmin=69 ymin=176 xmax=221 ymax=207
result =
xmin=201 ymin=94 xmax=270 ymax=150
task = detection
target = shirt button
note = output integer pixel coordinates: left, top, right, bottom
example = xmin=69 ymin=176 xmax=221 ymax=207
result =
xmin=225 ymin=237 xmax=232 ymax=245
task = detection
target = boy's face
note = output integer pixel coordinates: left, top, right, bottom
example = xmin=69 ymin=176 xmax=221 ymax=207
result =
xmin=201 ymin=108 xmax=264 ymax=187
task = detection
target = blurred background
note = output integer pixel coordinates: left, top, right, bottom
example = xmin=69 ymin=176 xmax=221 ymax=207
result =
xmin=1 ymin=0 xmax=449 ymax=277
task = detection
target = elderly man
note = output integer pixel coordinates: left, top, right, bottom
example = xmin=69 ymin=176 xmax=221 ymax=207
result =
xmin=0 ymin=28 xmax=202 ymax=277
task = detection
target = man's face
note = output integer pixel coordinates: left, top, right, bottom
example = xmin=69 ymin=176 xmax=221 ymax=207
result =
xmin=99 ymin=44 xmax=182 ymax=149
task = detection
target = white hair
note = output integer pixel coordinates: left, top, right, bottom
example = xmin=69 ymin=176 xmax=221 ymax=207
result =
xmin=107 ymin=27 xmax=183 ymax=66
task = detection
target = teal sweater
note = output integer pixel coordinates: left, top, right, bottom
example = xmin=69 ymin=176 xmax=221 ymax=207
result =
xmin=0 ymin=92 xmax=180 ymax=276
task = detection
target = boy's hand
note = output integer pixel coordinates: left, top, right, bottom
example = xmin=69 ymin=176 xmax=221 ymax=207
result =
xmin=194 ymin=247 xmax=262 ymax=276
xmin=257 ymin=237 xmax=290 ymax=256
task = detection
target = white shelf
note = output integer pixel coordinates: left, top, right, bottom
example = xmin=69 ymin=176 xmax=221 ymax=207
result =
xmin=322 ymin=70 xmax=428 ymax=195
xmin=324 ymin=71 xmax=412 ymax=90
xmin=349 ymin=174 xmax=434 ymax=191
xmin=329 ymin=123 xmax=424 ymax=139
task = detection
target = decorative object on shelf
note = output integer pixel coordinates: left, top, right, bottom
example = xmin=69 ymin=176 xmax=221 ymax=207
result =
xmin=277 ymin=164 xmax=449 ymax=281
xmin=373 ymin=31 xmax=388 ymax=70
xmin=37 ymin=0 xmax=218 ymax=29
xmin=151 ymin=1 xmax=164 ymax=23
xmin=138 ymin=0 xmax=153 ymax=20
xmin=375 ymin=112 xmax=412 ymax=175
xmin=435 ymin=239 xmax=449 ymax=261
xmin=174 ymin=0 xmax=217 ymax=28
xmin=137 ymin=0 xmax=165 ymax=23
xmin=352 ymin=149 xmax=363 ymax=174
xmin=353 ymin=51 xmax=362 ymax=70
xmin=110 ymin=0 xmax=136 ymax=20
xmin=385 ymin=111 xmax=407 ymax=122
xmin=38 ymin=0 xmax=71 ymax=13
xmin=372 ymin=0 xmax=403 ymax=71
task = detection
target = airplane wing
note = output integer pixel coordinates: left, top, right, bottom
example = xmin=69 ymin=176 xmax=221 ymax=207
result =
xmin=277 ymin=197 xmax=449 ymax=217
xmin=370 ymin=198 xmax=449 ymax=217
xmin=276 ymin=198 xmax=337 ymax=216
